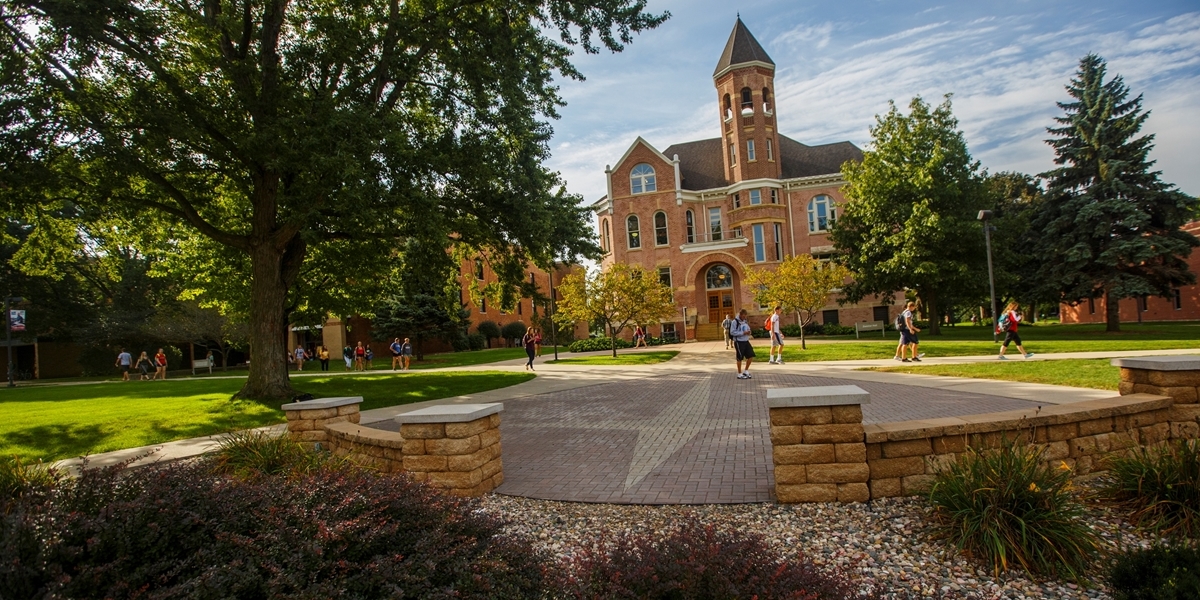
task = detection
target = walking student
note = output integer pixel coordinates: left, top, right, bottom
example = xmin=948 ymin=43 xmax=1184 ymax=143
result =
xmin=390 ymin=338 xmax=404 ymax=370
xmin=721 ymin=314 xmax=733 ymax=349
xmin=115 ymin=348 xmax=133 ymax=381
xmin=318 ymin=345 xmax=330 ymax=371
xmin=153 ymin=348 xmax=168 ymax=380
xmin=135 ymin=351 xmax=153 ymax=380
xmin=294 ymin=344 xmax=306 ymax=371
xmin=343 ymin=345 xmax=353 ymax=370
xmin=731 ymin=309 xmax=755 ymax=379
xmin=900 ymin=302 xmax=923 ymax=362
xmin=997 ymin=301 xmax=1035 ymax=360
xmin=632 ymin=325 xmax=647 ymax=348
xmin=522 ymin=327 xmax=537 ymax=371
xmin=354 ymin=342 xmax=366 ymax=371
xmin=401 ymin=338 xmax=413 ymax=370
xmin=768 ymin=306 xmax=785 ymax=365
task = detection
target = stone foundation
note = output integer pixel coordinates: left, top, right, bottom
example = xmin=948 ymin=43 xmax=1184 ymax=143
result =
xmin=395 ymin=404 xmax=505 ymax=497
xmin=281 ymin=396 xmax=363 ymax=449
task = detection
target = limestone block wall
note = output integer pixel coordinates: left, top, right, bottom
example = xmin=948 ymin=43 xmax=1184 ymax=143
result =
xmin=863 ymin=393 xmax=1198 ymax=500
xmin=325 ymin=422 xmax=405 ymax=473
xmin=282 ymin=396 xmax=363 ymax=449
xmin=1115 ymin=357 xmax=1200 ymax=441
xmin=396 ymin=404 xmax=504 ymax=497
xmin=769 ymin=386 xmax=870 ymax=504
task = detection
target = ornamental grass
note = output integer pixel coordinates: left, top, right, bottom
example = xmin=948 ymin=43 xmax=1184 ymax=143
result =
xmin=928 ymin=438 xmax=1098 ymax=580
xmin=206 ymin=429 xmax=343 ymax=477
xmin=1101 ymin=438 xmax=1200 ymax=539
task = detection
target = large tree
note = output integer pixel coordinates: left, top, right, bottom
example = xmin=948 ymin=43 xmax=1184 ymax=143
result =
xmin=832 ymin=95 xmax=990 ymax=335
xmin=554 ymin=263 xmax=675 ymax=357
xmin=1033 ymin=54 xmax=1198 ymax=332
xmin=745 ymin=255 xmax=850 ymax=350
xmin=0 ymin=0 xmax=665 ymax=399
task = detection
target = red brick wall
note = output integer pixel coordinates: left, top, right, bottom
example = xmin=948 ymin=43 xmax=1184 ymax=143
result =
xmin=1060 ymin=221 xmax=1200 ymax=324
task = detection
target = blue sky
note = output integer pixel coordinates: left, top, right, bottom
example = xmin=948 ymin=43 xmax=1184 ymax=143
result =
xmin=544 ymin=0 xmax=1200 ymax=204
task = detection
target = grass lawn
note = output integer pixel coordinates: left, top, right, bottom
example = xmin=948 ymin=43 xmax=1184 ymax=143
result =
xmin=0 ymin=371 xmax=534 ymax=462
xmin=780 ymin=321 xmax=1200 ymax=362
xmin=872 ymin=358 xmax=1120 ymax=391
xmin=547 ymin=350 xmax=680 ymax=365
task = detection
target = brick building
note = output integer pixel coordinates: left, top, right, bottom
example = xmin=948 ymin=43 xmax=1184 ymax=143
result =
xmin=592 ymin=19 xmax=901 ymax=341
xmin=1060 ymin=220 xmax=1200 ymax=324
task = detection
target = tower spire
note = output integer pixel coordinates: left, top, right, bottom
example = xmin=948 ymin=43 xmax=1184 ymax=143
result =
xmin=713 ymin=18 xmax=775 ymax=78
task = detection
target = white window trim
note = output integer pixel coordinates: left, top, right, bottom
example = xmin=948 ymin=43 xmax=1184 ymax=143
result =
xmin=627 ymin=214 xmax=641 ymax=249
xmin=654 ymin=211 xmax=669 ymax=247
xmin=630 ymin=163 xmax=657 ymax=195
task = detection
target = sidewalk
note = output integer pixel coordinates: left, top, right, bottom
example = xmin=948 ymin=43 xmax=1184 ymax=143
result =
xmin=52 ymin=345 xmax=1197 ymax=474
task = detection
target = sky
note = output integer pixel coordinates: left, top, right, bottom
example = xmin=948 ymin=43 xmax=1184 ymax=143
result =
xmin=543 ymin=0 xmax=1200 ymax=205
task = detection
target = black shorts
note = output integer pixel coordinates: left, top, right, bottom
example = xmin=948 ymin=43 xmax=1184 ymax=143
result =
xmin=120 ymin=365 xmax=130 ymax=373
xmin=901 ymin=330 xmax=919 ymax=345
xmin=735 ymin=340 xmax=756 ymax=361
xmin=1002 ymin=331 xmax=1022 ymax=347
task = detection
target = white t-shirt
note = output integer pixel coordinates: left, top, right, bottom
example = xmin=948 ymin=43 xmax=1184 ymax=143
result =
xmin=902 ymin=309 xmax=915 ymax=330
xmin=770 ymin=313 xmax=781 ymax=334
xmin=117 ymin=352 xmax=132 ymax=366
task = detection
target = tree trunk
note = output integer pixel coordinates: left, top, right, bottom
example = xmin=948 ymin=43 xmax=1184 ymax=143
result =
xmin=1105 ymin=289 xmax=1121 ymax=332
xmin=237 ymin=236 xmax=307 ymax=401
xmin=611 ymin=331 xmax=618 ymax=358
xmin=925 ymin=291 xmax=941 ymax=336
xmin=797 ymin=312 xmax=807 ymax=350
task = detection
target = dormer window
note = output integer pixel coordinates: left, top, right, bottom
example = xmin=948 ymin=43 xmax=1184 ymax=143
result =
xmin=630 ymin=163 xmax=656 ymax=194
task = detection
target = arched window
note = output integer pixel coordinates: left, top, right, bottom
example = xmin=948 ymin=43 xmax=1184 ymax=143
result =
xmin=723 ymin=94 xmax=733 ymax=120
xmin=630 ymin=163 xmax=656 ymax=194
xmin=601 ymin=219 xmax=611 ymax=252
xmin=706 ymin=264 xmax=733 ymax=289
xmin=740 ymin=87 xmax=753 ymax=109
xmin=685 ymin=210 xmax=695 ymax=244
xmin=808 ymin=195 xmax=836 ymax=232
xmin=762 ymin=87 xmax=772 ymax=113
xmin=654 ymin=211 xmax=668 ymax=246
xmin=626 ymin=215 xmax=641 ymax=249
xmin=474 ymin=258 xmax=485 ymax=280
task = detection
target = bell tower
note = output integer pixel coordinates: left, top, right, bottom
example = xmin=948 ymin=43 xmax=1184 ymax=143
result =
xmin=714 ymin=18 xmax=780 ymax=184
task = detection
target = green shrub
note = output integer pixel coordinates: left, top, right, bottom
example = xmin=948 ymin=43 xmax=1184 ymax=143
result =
xmin=1101 ymin=439 xmax=1200 ymax=538
xmin=206 ymin=430 xmax=341 ymax=477
xmin=501 ymin=321 xmax=528 ymax=341
xmin=476 ymin=320 xmax=501 ymax=341
xmin=568 ymin=337 xmax=631 ymax=353
xmin=928 ymin=438 xmax=1098 ymax=579
xmin=1108 ymin=544 xmax=1200 ymax=600
xmin=467 ymin=332 xmax=487 ymax=351
xmin=0 ymin=455 xmax=58 ymax=510
xmin=822 ymin=324 xmax=856 ymax=336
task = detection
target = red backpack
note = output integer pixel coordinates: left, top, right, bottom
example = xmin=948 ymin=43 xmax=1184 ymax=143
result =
xmin=764 ymin=316 xmax=772 ymax=331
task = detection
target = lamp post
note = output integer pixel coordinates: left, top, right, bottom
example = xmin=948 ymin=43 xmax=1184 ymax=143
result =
xmin=548 ymin=268 xmax=559 ymax=360
xmin=978 ymin=210 xmax=998 ymax=343
xmin=5 ymin=296 xmax=24 ymax=387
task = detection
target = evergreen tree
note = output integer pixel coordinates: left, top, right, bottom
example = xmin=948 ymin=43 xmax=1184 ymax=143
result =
xmin=1034 ymin=54 xmax=1198 ymax=331
xmin=832 ymin=95 xmax=990 ymax=335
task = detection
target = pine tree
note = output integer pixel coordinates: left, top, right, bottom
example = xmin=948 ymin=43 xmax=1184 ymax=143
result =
xmin=1034 ymin=54 xmax=1198 ymax=332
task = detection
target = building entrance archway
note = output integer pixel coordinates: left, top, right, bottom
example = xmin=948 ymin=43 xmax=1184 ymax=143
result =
xmin=705 ymin=264 xmax=735 ymax=324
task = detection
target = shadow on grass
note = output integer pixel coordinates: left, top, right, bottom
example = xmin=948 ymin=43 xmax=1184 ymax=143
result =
xmin=3 ymin=422 xmax=111 ymax=460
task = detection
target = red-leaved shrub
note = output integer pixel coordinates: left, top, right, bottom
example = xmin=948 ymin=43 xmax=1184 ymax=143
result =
xmin=555 ymin=521 xmax=868 ymax=599
xmin=0 ymin=461 xmax=544 ymax=599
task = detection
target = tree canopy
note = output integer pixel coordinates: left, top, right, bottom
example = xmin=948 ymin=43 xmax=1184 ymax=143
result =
xmin=832 ymin=95 xmax=990 ymax=334
xmin=554 ymin=263 xmax=675 ymax=357
xmin=1033 ymin=54 xmax=1198 ymax=331
xmin=745 ymin=255 xmax=849 ymax=349
xmin=0 ymin=0 xmax=667 ymax=399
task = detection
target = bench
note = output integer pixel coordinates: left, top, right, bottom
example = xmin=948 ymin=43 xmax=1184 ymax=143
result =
xmin=855 ymin=320 xmax=885 ymax=339
xmin=192 ymin=358 xmax=214 ymax=375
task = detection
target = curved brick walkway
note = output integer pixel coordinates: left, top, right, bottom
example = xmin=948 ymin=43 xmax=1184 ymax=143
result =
xmin=493 ymin=371 xmax=1040 ymax=504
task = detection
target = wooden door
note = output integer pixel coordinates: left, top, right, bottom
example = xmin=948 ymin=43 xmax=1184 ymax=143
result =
xmin=708 ymin=291 xmax=733 ymax=323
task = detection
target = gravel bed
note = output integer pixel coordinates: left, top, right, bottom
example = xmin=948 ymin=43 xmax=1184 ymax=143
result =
xmin=478 ymin=493 xmax=1156 ymax=599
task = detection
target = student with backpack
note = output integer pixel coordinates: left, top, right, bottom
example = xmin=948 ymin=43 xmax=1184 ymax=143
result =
xmin=767 ymin=306 xmax=784 ymax=365
xmin=997 ymin=301 xmax=1034 ymax=360
xmin=720 ymin=314 xmax=733 ymax=349
xmin=896 ymin=301 xmax=922 ymax=362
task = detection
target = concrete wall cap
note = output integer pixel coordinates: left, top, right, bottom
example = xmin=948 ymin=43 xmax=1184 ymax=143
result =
xmin=767 ymin=385 xmax=870 ymax=408
xmin=280 ymin=396 xmax=363 ymax=411
xmin=1111 ymin=356 xmax=1200 ymax=371
xmin=395 ymin=403 xmax=504 ymax=424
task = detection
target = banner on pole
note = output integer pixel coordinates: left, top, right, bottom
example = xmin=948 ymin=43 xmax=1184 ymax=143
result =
xmin=10 ymin=310 xmax=25 ymax=333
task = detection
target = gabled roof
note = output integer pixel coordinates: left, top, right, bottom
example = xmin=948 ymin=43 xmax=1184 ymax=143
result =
xmin=713 ymin=18 xmax=775 ymax=77
xmin=658 ymin=135 xmax=862 ymax=192
xmin=663 ymin=139 xmax=728 ymax=191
